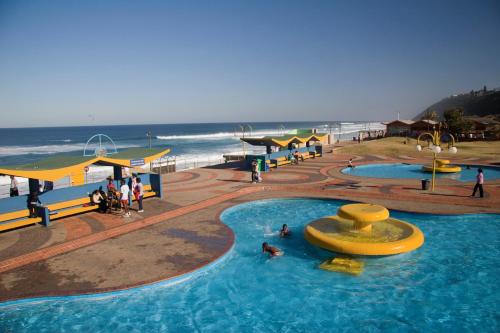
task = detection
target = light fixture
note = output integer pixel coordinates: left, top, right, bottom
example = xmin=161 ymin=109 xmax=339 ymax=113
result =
xmin=433 ymin=146 xmax=442 ymax=154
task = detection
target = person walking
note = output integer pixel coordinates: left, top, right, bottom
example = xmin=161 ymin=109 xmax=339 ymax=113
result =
xmin=135 ymin=177 xmax=144 ymax=213
xmin=471 ymin=168 xmax=484 ymax=198
xmin=120 ymin=179 xmax=131 ymax=217
xmin=251 ymin=160 xmax=258 ymax=183
xmin=9 ymin=176 xmax=19 ymax=197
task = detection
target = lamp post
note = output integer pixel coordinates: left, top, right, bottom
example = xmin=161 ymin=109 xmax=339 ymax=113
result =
xmin=146 ymin=131 xmax=152 ymax=149
xmin=416 ymin=124 xmax=458 ymax=191
xmin=278 ymin=124 xmax=285 ymax=136
xmin=239 ymin=124 xmax=246 ymax=155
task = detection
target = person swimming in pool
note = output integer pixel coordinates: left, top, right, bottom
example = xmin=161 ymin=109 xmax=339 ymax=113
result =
xmin=280 ymin=224 xmax=292 ymax=237
xmin=262 ymin=242 xmax=283 ymax=256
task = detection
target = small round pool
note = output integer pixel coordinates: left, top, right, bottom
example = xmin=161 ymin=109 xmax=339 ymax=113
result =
xmin=342 ymin=163 xmax=500 ymax=182
xmin=1 ymin=198 xmax=499 ymax=332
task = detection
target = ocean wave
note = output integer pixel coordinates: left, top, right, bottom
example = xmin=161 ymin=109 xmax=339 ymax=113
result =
xmin=156 ymin=124 xmax=384 ymax=141
xmin=0 ymin=143 xmax=141 ymax=157
xmin=157 ymin=130 xmax=285 ymax=141
xmin=0 ymin=144 xmax=87 ymax=156
xmin=48 ymin=139 xmax=73 ymax=143
xmin=317 ymin=122 xmax=385 ymax=133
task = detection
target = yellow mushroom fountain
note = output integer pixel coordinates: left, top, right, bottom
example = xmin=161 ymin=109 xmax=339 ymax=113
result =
xmin=422 ymin=159 xmax=461 ymax=173
xmin=305 ymin=203 xmax=424 ymax=257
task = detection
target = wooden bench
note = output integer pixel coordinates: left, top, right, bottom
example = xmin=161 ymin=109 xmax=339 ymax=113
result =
xmin=299 ymin=151 xmax=315 ymax=160
xmin=0 ymin=209 xmax=42 ymax=232
xmin=48 ymin=197 xmax=98 ymax=221
xmin=265 ymin=160 xmax=276 ymax=168
xmin=271 ymin=156 xmax=291 ymax=167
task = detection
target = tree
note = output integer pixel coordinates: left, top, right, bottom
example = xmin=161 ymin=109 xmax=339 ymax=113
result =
xmin=421 ymin=109 xmax=438 ymax=121
xmin=443 ymin=108 xmax=473 ymax=138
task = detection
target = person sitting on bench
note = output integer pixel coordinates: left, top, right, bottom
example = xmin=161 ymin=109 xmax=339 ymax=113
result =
xmin=27 ymin=191 xmax=41 ymax=218
xmin=91 ymin=189 xmax=107 ymax=213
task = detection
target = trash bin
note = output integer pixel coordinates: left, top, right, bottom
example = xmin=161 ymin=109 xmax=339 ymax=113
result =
xmin=256 ymin=159 xmax=263 ymax=172
xmin=421 ymin=179 xmax=430 ymax=190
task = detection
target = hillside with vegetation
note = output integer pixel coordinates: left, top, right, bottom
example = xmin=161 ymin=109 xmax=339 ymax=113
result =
xmin=413 ymin=87 xmax=500 ymax=121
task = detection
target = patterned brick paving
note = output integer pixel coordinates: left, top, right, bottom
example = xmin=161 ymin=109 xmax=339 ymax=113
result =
xmin=0 ymin=145 xmax=498 ymax=300
xmin=0 ymin=187 xmax=260 ymax=274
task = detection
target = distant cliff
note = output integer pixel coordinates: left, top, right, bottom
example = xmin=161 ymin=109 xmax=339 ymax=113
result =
xmin=413 ymin=89 xmax=500 ymax=120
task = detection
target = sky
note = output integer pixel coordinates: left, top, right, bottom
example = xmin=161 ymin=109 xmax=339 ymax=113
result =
xmin=0 ymin=0 xmax=499 ymax=128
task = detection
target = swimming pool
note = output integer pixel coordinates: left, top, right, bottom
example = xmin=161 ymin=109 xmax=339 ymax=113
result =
xmin=342 ymin=163 xmax=500 ymax=182
xmin=1 ymin=198 xmax=499 ymax=332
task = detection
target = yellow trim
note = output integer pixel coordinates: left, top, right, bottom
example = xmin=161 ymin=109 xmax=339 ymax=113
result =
xmin=51 ymin=205 xmax=98 ymax=220
xmin=0 ymin=209 xmax=31 ymax=223
xmin=0 ymin=218 xmax=42 ymax=232
xmin=46 ymin=197 xmax=91 ymax=211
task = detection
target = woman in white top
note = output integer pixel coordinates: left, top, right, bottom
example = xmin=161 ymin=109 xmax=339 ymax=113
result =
xmin=120 ymin=179 xmax=131 ymax=217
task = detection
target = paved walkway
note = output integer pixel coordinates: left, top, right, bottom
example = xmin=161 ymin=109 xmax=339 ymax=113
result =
xmin=1 ymin=146 xmax=499 ymax=301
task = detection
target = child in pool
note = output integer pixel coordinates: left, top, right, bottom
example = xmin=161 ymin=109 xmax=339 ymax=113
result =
xmin=280 ymin=224 xmax=292 ymax=237
xmin=262 ymin=242 xmax=283 ymax=256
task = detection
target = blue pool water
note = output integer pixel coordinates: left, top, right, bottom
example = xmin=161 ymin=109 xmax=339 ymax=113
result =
xmin=1 ymin=198 xmax=499 ymax=332
xmin=342 ymin=163 xmax=500 ymax=182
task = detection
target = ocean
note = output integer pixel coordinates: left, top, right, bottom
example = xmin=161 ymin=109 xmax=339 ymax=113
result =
xmin=0 ymin=121 xmax=384 ymax=196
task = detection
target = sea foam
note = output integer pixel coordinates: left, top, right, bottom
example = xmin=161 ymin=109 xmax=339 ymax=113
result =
xmin=156 ymin=129 xmax=285 ymax=141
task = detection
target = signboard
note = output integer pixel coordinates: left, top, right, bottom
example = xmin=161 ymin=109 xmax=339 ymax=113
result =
xmin=130 ymin=159 xmax=145 ymax=167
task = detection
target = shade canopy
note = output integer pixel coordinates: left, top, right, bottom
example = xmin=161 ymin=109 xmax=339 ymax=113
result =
xmin=0 ymin=147 xmax=170 ymax=181
xmin=241 ymin=133 xmax=326 ymax=148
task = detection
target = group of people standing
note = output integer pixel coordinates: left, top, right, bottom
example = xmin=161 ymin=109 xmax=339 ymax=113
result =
xmin=91 ymin=175 xmax=145 ymax=217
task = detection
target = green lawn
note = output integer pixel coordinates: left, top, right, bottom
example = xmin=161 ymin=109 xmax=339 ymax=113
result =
xmin=336 ymin=137 xmax=500 ymax=161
